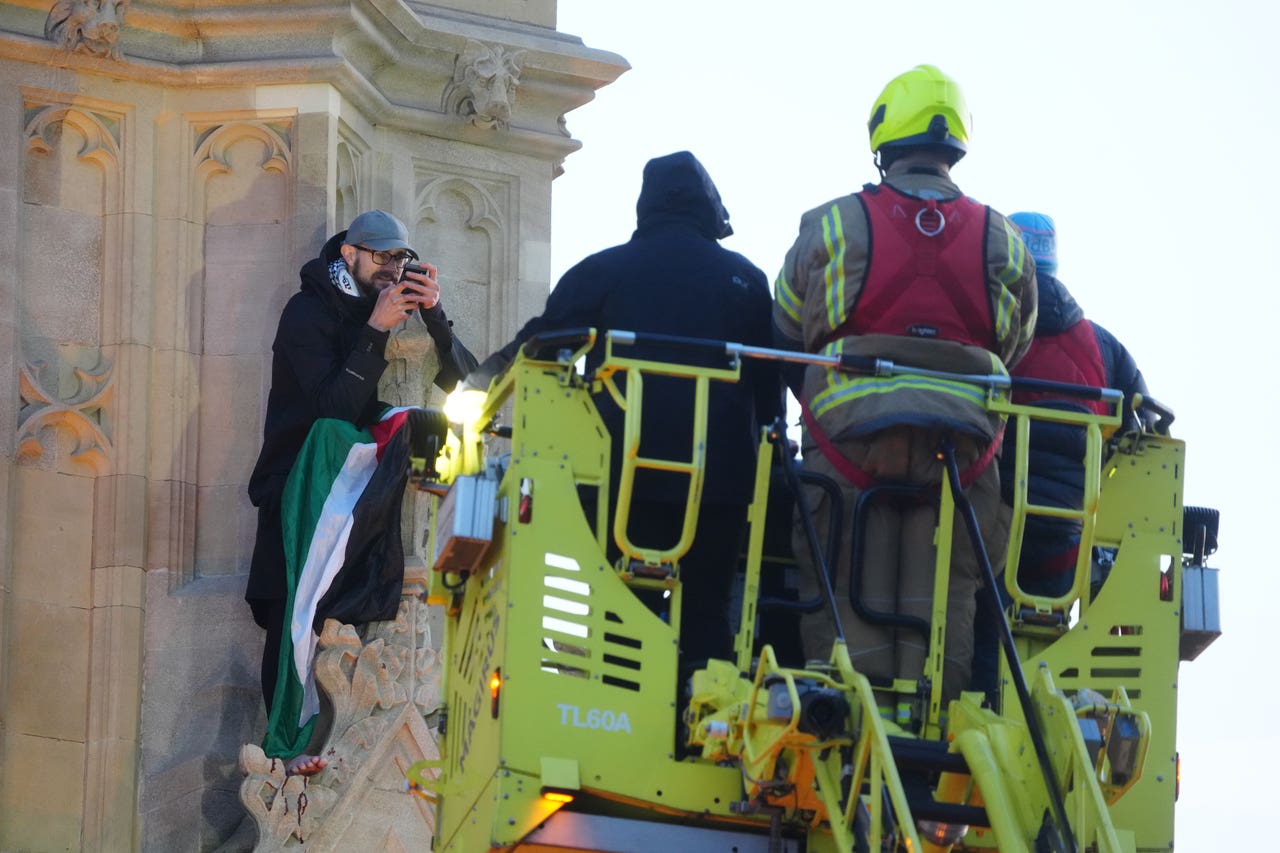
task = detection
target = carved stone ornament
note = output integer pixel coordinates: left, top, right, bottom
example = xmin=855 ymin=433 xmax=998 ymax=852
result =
xmin=443 ymin=40 xmax=526 ymax=130
xmin=44 ymin=0 xmax=129 ymax=59
xmin=384 ymin=316 xmax=441 ymax=410
xmin=237 ymin=589 xmax=442 ymax=850
xmin=18 ymin=357 xmax=113 ymax=475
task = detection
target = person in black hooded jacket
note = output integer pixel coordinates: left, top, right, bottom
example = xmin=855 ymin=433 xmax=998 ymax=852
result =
xmin=465 ymin=151 xmax=784 ymax=664
xmin=246 ymin=209 xmax=476 ymax=771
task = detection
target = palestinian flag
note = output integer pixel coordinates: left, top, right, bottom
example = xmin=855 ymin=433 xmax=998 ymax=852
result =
xmin=262 ymin=408 xmax=413 ymax=760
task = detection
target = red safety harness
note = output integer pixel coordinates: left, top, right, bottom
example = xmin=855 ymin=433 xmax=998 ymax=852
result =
xmin=820 ymin=184 xmax=994 ymax=350
xmin=804 ymin=183 xmax=1002 ymax=491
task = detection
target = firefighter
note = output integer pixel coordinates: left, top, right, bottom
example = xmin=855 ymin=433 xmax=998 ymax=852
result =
xmin=772 ymin=65 xmax=1037 ymax=720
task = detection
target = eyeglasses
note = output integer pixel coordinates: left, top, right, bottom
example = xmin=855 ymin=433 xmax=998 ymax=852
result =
xmin=353 ymin=245 xmax=415 ymax=267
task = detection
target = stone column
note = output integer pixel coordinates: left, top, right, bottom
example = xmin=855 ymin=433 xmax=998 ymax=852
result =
xmin=0 ymin=1 xmax=627 ymax=849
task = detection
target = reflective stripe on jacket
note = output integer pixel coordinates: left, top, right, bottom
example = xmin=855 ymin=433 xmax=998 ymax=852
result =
xmin=801 ymin=334 xmax=1008 ymax=446
xmin=773 ymin=163 xmax=1036 ymax=372
xmin=774 ymin=163 xmax=1036 ymax=447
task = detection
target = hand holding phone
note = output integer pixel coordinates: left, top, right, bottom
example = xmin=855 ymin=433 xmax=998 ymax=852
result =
xmin=399 ymin=263 xmax=440 ymax=311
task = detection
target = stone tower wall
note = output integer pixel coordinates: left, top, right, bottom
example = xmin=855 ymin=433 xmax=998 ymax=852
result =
xmin=0 ymin=2 xmax=625 ymax=848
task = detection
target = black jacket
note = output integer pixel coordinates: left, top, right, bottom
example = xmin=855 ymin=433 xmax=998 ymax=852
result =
xmin=470 ymin=151 xmax=784 ymax=504
xmin=246 ymin=230 xmax=476 ymax=602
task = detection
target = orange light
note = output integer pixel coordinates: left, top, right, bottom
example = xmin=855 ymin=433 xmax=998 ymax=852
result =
xmin=490 ymin=668 xmax=502 ymax=718
xmin=1176 ymin=751 xmax=1181 ymax=801
xmin=542 ymin=790 xmax=575 ymax=805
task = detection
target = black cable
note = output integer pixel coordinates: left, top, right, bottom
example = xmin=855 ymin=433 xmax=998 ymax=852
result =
xmin=939 ymin=439 xmax=1077 ymax=853
xmin=771 ymin=418 xmax=846 ymax=645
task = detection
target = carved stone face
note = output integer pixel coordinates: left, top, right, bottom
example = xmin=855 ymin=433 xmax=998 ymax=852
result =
xmin=45 ymin=0 xmax=129 ymax=60
xmin=448 ymin=41 xmax=526 ymax=130
xmin=463 ymin=54 xmax=519 ymax=127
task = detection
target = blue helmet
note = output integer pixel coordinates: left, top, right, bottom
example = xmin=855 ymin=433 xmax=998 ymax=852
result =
xmin=1009 ymin=211 xmax=1057 ymax=276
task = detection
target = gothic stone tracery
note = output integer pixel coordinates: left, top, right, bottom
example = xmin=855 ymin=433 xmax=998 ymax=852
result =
xmin=238 ymin=589 xmax=442 ymax=850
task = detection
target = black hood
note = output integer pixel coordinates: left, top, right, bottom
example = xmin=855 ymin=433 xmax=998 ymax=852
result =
xmin=1034 ymin=273 xmax=1085 ymax=335
xmin=298 ymin=228 xmax=376 ymax=312
xmin=634 ymin=151 xmax=733 ymax=240
xmin=321 ymin=229 xmax=348 ymax=264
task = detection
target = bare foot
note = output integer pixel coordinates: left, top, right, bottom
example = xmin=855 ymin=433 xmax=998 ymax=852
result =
xmin=285 ymin=754 xmax=328 ymax=777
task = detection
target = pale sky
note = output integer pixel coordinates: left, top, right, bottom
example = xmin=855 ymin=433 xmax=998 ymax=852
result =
xmin=549 ymin=2 xmax=1278 ymax=849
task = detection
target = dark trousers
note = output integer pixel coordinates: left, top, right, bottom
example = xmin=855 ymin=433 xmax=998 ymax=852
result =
xmin=257 ymin=598 xmax=287 ymax=711
xmin=588 ymin=494 xmax=748 ymax=665
xmin=248 ymin=497 xmax=288 ymax=712
xmin=795 ymin=430 xmax=1007 ymax=705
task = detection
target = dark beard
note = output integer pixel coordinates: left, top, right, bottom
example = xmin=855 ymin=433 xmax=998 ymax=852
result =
xmin=358 ymin=269 xmax=398 ymax=298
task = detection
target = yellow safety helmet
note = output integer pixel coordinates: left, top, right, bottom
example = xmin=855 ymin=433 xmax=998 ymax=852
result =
xmin=868 ymin=64 xmax=971 ymax=161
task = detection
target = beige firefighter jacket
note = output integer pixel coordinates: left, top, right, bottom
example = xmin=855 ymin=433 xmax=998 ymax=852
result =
xmin=773 ymin=161 xmax=1037 ymax=450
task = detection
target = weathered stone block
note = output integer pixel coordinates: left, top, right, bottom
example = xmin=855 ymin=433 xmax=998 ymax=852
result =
xmin=6 ymin=597 xmax=90 ymax=740
xmin=91 ymin=562 xmax=146 ymax=610
xmin=142 ymin=572 xmax=264 ymax=851
xmin=13 ymin=466 xmax=93 ymax=608
xmin=197 ymin=353 xmax=265 ymax=484
xmin=204 ymin=221 xmax=291 ymax=357
xmin=93 ymin=472 xmax=148 ymax=570
xmin=0 ymin=732 xmax=87 ymax=852
xmin=196 ymin=483 xmax=256 ymax=576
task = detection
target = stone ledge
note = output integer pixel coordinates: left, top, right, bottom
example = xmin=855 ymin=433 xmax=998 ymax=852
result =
xmin=0 ymin=0 xmax=627 ymax=156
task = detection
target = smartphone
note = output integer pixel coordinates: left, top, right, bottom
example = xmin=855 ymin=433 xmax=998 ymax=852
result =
xmin=400 ymin=264 xmax=430 ymax=312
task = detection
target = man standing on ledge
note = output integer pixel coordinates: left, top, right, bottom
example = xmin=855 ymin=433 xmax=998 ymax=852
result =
xmin=246 ymin=209 xmax=477 ymax=775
